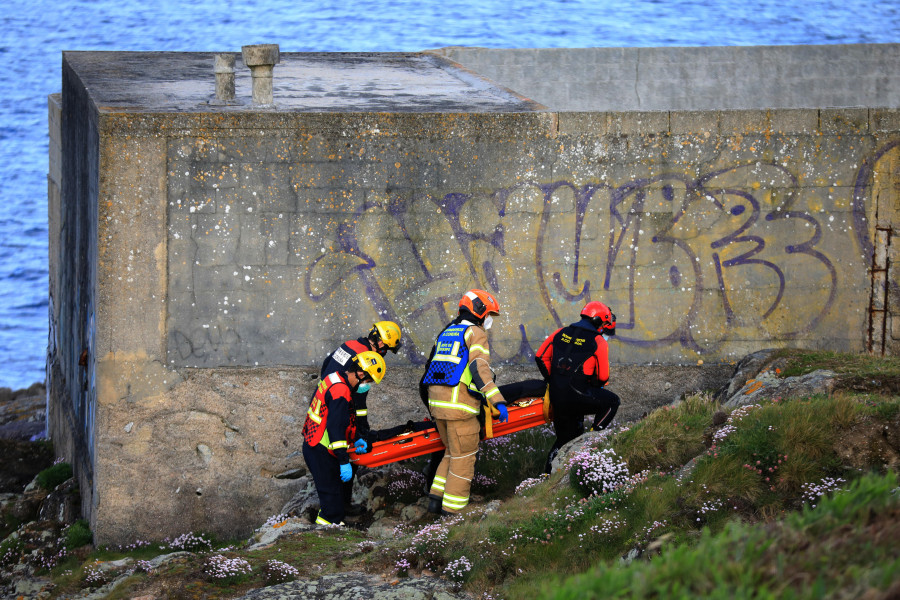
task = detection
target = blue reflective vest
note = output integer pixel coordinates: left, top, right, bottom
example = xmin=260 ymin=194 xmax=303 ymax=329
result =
xmin=422 ymin=323 xmax=470 ymax=386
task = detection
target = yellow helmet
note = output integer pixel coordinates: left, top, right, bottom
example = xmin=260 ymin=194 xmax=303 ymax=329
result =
xmin=352 ymin=350 xmax=386 ymax=383
xmin=369 ymin=320 xmax=402 ymax=353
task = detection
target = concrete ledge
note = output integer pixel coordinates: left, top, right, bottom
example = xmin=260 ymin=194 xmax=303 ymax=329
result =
xmin=820 ymin=108 xmax=870 ymax=134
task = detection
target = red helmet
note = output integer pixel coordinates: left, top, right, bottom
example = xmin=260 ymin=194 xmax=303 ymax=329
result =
xmin=581 ymin=301 xmax=616 ymax=334
xmin=459 ymin=289 xmax=500 ymax=320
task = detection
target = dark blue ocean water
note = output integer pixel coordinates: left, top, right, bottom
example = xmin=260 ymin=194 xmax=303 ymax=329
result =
xmin=0 ymin=0 xmax=898 ymax=390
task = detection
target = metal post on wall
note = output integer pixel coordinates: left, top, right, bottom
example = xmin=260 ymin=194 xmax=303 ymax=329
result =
xmin=868 ymin=226 xmax=892 ymax=355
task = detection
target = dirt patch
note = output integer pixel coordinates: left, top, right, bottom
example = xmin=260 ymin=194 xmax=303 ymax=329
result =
xmin=832 ymin=417 xmax=900 ymax=473
xmin=834 ymin=375 xmax=900 ymax=396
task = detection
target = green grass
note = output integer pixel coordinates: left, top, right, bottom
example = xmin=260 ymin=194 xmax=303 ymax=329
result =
xmin=774 ymin=349 xmax=900 ymax=378
xmin=612 ymin=393 xmax=718 ymax=473
xmin=537 ymin=471 xmax=900 ymax=600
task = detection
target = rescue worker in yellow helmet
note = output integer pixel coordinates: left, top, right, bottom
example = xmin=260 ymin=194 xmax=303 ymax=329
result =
xmin=320 ymin=320 xmax=401 ymax=443
xmin=422 ymin=289 xmax=508 ymax=516
xmin=302 ymin=350 xmax=386 ymax=526
xmin=319 ymin=321 xmax=401 ymax=516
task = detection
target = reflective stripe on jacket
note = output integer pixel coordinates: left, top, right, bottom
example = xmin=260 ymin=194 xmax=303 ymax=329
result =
xmin=427 ymin=321 xmax=505 ymax=420
xmin=301 ymin=372 xmax=356 ymax=460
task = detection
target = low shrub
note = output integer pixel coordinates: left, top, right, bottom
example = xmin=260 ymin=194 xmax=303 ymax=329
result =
xmin=567 ymin=447 xmax=630 ymax=498
xmin=385 ymin=467 xmax=427 ymax=504
xmin=166 ymin=531 xmax=213 ymax=552
xmin=262 ymin=559 xmax=299 ymax=583
xmin=64 ymin=519 xmax=92 ymax=549
xmin=203 ymin=554 xmax=252 ymax=583
xmin=36 ymin=462 xmax=73 ymax=491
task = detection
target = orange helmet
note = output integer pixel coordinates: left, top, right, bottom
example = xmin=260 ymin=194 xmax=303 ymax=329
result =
xmin=459 ymin=289 xmax=500 ymax=320
xmin=581 ymin=301 xmax=616 ymax=334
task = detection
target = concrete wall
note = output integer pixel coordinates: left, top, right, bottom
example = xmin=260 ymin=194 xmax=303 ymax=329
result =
xmin=432 ymin=45 xmax=900 ymax=112
xmin=163 ymin=109 xmax=892 ymax=368
xmin=48 ymin=47 xmax=900 ymax=544
xmin=48 ymin=58 xmax=101 ymax=522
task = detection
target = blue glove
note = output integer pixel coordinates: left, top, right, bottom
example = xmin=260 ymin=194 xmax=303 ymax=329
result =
xmin=339 ymin=463 xmax=353 ymax=482
xmin=496 ymin=403 xmax=508 ymax=423
xmin=354 ymin=438 xmax=369 ymax=454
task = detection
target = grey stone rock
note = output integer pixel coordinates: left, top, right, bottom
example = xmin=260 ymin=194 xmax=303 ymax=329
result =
xmin=366 ymin=518 xmax=402 ymax=540
xmin=234 ymin=571 xmax=467 ymax=599
xmin=197 ymin=443 xmax=213 ymax=464
xmin=246 ymin=518 xmax=315 ymax=551
xmin=37 ymin=477 xmax=80 ymax=524
xmin=723 ymin=369 xmax=837 ymax=408
xmin=714 ymin=349 xmax=780 ymax=402
xmin=280 ymin=475 xmax=318 ymax=520
xmin=274 ymin=468 xmax=307 ymax=480
xmin=12 ymin=576 xmax=53 ymax=598
xmin=147 ymin=551 xmax=193 ymax=569
xmin=620 ymin=547 xmax=641 ymax=566
xmin=97 ymin=557 xmax=133 ymax=572
xmin=399 ymin=503 xmax=427 ymax=522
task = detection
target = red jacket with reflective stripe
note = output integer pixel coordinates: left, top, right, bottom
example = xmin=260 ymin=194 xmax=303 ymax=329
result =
xmin=302 ymin=371 xmax=356 ymax=463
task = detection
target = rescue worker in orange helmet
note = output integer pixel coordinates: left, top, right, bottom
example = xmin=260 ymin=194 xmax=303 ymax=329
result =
xmin=535 ymin=301 xmax=620 ymax=473
xmin=422 ymin=289 xmax=508 ymax=516
xmin=302 ymin=351 xmax=386 ymax=526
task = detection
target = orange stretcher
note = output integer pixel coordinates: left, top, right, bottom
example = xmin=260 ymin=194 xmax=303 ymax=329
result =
xmin=348 ymin=394 xmax=552 ymax=468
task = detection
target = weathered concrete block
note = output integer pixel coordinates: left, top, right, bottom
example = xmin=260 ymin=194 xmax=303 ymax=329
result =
xmin=612 ymin=111 xmax=669 ymax=135
xmin=871 ymin=109 xmax=900 ymax=132
xmin=820 ymin=108 xmax=870 ymax=134
xmin=670 ymin=111 xmax=719 ymax=135
xmin=769 ymin=109 xmax=819 ymax=134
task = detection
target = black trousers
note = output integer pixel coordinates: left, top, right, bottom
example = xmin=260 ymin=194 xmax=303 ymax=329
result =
xmin=545 ymin=386 xmax=620 ymax=473
xmin=302 ymin=442 xmax=345 ymax=524
xmin=498 ymin=378 xmax=547 ymax=402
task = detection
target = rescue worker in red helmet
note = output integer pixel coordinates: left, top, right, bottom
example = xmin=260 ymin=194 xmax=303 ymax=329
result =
xmin=535 ymin=301 xmax=620 ymax=473
xmin=422 ymin=289 xmax=508 ymax=516
xmin=302 ymin=350 xmax=386 ymax=526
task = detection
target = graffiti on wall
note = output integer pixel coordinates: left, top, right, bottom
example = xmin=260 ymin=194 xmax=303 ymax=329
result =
xmin=303 ymin=160 xmax=855 ymax=363
xmin=169 ymin=137 xmax=889 ymax=367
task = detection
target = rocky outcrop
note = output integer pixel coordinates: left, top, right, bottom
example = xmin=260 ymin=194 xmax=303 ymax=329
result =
xmin=722 ymin=368 xmax=837 ymax=408
xmin=3 ymin=357 xmax=895 ymax=598
xmin=0 ymin=383 xmax=46 ymax=442
xmin=234 ymin=572 xmax=466 ymax=600
xmin=713 ymin=349 xmax=781 ymax=403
